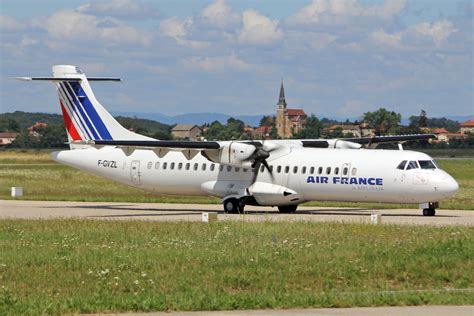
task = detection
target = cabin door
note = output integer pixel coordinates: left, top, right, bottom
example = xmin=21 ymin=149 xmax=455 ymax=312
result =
xmin=130 ymin=160 xmax=141 ymax=185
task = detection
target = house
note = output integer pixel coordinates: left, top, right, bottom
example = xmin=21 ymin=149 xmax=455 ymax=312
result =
xmin=27 ymin=121 xmax=48 ymax=137
xmin=327 ymin=123 xmax=375 ymax=138
xmin=459 ymin=119 xmax=474 ymax=134
xmin=275 ymin=82 xmax=307 ymax=138
xmin=254 ymin=125 xmax=272 ymax=138
xmin=0 ymin=132 xmax=18 ymax=146
xmin=171 ymin=124 xmax=202 ymax=140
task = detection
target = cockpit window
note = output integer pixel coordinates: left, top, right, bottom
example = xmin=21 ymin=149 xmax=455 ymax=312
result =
xmin=406 ymin=161 xmax=419 ymax=170
xmin=418 ymin=160 xmax=437 ymax=169
xmin=397 ymin=160 xmax=407 ymax=170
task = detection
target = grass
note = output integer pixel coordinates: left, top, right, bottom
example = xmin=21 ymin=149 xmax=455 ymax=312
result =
xmin=0 ymin=220 xmax=472 ymax=315
xmin=0 ymin=150 xmax=473 ymax=209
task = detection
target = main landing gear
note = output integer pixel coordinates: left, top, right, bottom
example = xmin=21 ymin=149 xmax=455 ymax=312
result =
xmin=223 ymin=197 xmax=299 ymax=214
xmin=223 ymin=197 xmax=245 ymax=214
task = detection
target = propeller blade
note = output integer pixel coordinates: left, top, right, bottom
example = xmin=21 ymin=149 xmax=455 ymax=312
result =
xmin=251 ymin=161 xmax=261 ymax=185
xmin=262 ymin=159 xmax=275 ymax=182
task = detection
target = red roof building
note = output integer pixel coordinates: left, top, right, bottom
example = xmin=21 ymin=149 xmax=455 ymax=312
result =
xmin=460 ymin=119 xmax=474 ymax=134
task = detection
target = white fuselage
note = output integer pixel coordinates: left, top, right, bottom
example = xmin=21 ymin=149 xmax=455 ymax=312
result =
xmin=52 ymin=146 xmax=459 ymax=207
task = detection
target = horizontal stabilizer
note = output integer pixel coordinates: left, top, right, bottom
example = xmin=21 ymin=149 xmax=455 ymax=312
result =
xmin=15 ymin=77 xmax=121 ymax=82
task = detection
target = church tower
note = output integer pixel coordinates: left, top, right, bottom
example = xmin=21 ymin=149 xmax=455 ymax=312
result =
xmin=276 ymin=81 xmax=288 ymax=138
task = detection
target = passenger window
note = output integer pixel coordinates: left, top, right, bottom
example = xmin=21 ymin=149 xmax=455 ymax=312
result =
xmin=243 ymin=168 xmax=248 ymax=172
xmin=326 ymin=167 xmax=331 ymax=175
xmin=147 ymin=162 xmax=152 ymax=169
xmin=269 ymin=166 xmax=273 ymax=173
xmin=210 ymin=164 xmax=215 ymax=171
xmin=343 ymin=167 xmax=348 ymax=176
xmin=202 ymin=164 xmax=206 ymax=171
xmin=418 ymin=160 xmax=437 ymax=169
xmin=227 ymin=165 xmax=232 ymax=172
xmin=318 ymin=167 xmax=323 ymax=174
xmin=406 ymin=161 xmax=418 ymax=170
xmin=302 ymin=166 xmax=307 ymax=174
xmin=284 ymin=166 xmax=289 ymax=173
xmin=219 ymin=165 xmax=223 ymax=172
xmin=178 ymin=162 xmax=183 ymax=170
xmin=334 ymin=167 xmax=339 ymax=175
xmin=163 ymin=162 xmax=167 ymax=170
xmin=260 ymin=165 xmax=265 ymax=172
xmin=310 ymin=167 xmax=315 ymax=174
xmin=155 ymin=162 xmax=160 ymax=170
xmin=293 ymin=166 xmax=298 ymax=174
xmin=351 ymin=168 xmax=357 ymax=176
xmin=170 ymin=162 xmax=175 ymax=170
xmin=235 ymin=167 xmax=240 ymax=172
xmin=185 ymin=163 xmax=190 ymax=170
xmin=194 ymin=163 xmax=198 ymax=171
xmin=397 ymin=160 xmax=407 ymax=170
xmin=277 ymin=166 xmax=282 ymax=173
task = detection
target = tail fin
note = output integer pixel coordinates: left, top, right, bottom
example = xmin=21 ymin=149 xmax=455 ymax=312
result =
xmin=17 ymin=65 xmax=154 ymax=145
xmin=52 ymin=65 xmax=152 ymax=142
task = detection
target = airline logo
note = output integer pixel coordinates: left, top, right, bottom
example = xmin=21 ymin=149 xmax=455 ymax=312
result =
xmin=57 ymin=81 xmax=112 ymax=141
xmin=307 ymin=176 xmax=383 ymax=186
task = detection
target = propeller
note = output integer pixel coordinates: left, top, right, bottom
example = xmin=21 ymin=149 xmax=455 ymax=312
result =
xmin=244 ymin=140 xmax=276 ymax=186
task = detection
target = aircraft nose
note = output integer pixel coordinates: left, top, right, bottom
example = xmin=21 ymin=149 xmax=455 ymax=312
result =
xmin=437 ymin=174 xmax=459 ymax=198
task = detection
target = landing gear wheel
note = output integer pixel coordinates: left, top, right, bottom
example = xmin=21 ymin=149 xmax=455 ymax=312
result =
xmin=278 ymin=205 xmax=298 ymax=213
xmin=422 ymin=208 xmax=436 ymax=216
xmin=223 ymin=198 xmax=245 ymax=214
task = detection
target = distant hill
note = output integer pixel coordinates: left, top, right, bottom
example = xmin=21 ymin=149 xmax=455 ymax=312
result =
xmin=112 ymin=111 xmax=266 ymax=127
xmin=0 ymin=111 xmax=171 ymax=138
xmin=0 ymin=111 xmax=64 ymax=130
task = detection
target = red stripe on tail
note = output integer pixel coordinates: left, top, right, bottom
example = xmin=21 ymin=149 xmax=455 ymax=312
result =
xmin=60 ymin=100 xmax=82 ymax=141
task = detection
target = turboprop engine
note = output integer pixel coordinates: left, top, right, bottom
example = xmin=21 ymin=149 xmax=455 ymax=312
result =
xmin=325 ymin=139 xmax=362 ymax=149
xmin=202 ymin=142 xmax=270 ymax=167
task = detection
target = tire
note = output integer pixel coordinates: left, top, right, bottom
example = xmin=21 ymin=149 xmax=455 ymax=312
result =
xmin=423 ymin=208 xmax=436 ymax=216
xmin=278 ymin=205 xmax=297 ymax=213
xmin=223 ymin=198 xmax=238 ymax=213
xmin=223 ymin=198 xmax=245 ymax=214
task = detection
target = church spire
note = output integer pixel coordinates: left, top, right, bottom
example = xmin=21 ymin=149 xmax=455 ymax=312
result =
xmin=277 ymin=80 xmax=287 ymax=107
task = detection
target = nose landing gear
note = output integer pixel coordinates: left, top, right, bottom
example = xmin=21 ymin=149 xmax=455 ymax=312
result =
xmin=421 ymin=202 xmax=438 ymax=216
xmin=422 ymin=208 xmax=436 ymax=216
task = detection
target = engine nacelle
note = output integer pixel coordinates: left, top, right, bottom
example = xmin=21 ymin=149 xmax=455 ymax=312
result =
xmin=202 ymin=142 xmax=255 ymax=167
xmin=326 ymin=139 xmax=362 ymax=149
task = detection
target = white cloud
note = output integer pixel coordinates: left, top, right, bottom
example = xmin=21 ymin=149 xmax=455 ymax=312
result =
xmin=159 ymin=16 xmax=192 ymax=38
xmin=371 ymin=29 xmax=402 ymax=48
xmin=371 ymin=20 xmax=457 ymax=49
xmin=77 ymin=0 xmax=159 ymax=19
xmin=288 ymin=0 xmax=407 ymax=26
xmin=411 ymin=20 xmax=457 ymax=47
xmin=181 ymin=54 xmax=255 ymax=73
xmin=239 ymin=10 xmax=282 ymax=45
xmin=0 ymin=15 xmax=25 ymax=32
xmin=39 ymin=10 xmax=151 ymax=45
xmin=201 ymin=0 xmax=240 ymax=28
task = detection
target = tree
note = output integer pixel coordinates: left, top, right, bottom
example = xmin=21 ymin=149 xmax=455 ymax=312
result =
xmin=293 ymin=115 xmax=321 ymax=139
xmin=363 ymin=108 xmax=401 ymax=135
xmin=419 ymin=110 xmax=427 ymax=128
xmin=0 ymin=117 xmax=20 ymax=132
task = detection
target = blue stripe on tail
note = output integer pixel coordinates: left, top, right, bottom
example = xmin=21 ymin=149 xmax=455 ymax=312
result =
xmin=69 ymin=82 xmax=113 ymax=140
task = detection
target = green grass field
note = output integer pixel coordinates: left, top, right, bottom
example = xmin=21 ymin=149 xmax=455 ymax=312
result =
xmin=0 ymin=150 xmax=472 ymax=209
xmin=0 ymin=220 xmax=472 ymax=315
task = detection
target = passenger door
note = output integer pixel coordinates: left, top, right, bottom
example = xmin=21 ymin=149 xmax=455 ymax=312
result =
xmin=130 ymin=160 xmax=141 ymax=185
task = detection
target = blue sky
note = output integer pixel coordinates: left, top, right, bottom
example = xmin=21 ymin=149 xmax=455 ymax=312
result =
xmin=1 ymin=0 xmax=472 ymax=120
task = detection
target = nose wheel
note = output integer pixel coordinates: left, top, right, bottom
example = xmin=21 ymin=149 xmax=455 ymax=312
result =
xmin=423 ymin=208 xmax=436 ymax=216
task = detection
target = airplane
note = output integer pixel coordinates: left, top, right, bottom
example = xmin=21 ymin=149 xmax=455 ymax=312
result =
xmin=16 ymin=65 xmax=459 ymax=216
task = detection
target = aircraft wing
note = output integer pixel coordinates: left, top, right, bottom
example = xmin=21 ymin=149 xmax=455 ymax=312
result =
xmin=342 ymin=134 xmax=436 ymax=145
xmin=91 ymin=140 xmax=220 ymax=149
